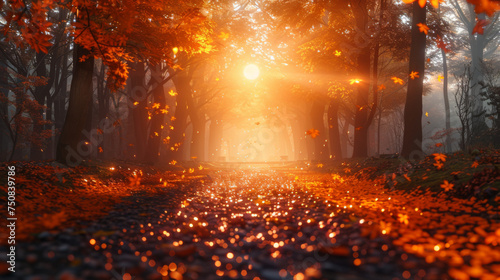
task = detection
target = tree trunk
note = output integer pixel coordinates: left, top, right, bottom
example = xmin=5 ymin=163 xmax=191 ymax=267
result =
xmin=401 ymin=2 xmax=426 ymax=159
xmin=350 ymin=0 xmax=371 ymax=158
xmin=310 ymin=100 xmax=328 ymax=160
xmin=144 ymin=65 xmax=166 ymax=164
xmin=290 ymin=116 xmax=307 ymax=160
xmin=0 ymin=57 xmax=9 ymax=161
xmin=31 ymin=52 xmax=48 ymax=160
xmin=208 ymin=118 xmax=223 ymax=161
xmin=441 ymin=48 xmax=452 ymax=153
xmin=129 ymin=62 xmax=148 ymax=161
xmin=56 ymin=44 xmax=94 ymax=165
xmin=469 ymin=11 xmax=487 ymax=144
xmin=170 ymin=73 xmax=190 ymax=161
xmin=190 ymin=117 xmax=206 ymax=161
xmin=328 ymin=99 xmax=342 ymax=159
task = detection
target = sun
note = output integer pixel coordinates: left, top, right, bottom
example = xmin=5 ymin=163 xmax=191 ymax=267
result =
xmin=243 ymin=64 xmax=260 ymax=80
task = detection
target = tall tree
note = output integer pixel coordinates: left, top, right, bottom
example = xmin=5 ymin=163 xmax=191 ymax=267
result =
xmin=449 ymin=0 xmax=500 ymax=145
xmin=401 ymin=1 xmax=427 ymax=158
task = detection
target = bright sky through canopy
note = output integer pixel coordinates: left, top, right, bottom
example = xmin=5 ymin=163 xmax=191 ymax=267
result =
xmin=243 ymin=64 xmax=260 ymax=80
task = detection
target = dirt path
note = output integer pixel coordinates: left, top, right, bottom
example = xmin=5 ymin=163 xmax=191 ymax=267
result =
xmin=2 ymin=168 xmax=499 ymax=280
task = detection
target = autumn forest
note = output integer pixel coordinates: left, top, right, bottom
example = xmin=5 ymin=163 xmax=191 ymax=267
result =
xmin=1 ymin=0 xmax=500 ymax=279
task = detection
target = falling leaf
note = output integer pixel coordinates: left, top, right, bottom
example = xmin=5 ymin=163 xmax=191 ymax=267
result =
xmin=435 ymin=143 xmax=443 ymax=147
xmin=391 ymin=77 xmax=404 ymax=85
xmin=471 ymin=161 xmax=479 ymax=168
xmin=168 ymin=90 xmax=178 ymax=97
xmin=334 ymin=50 xmax=341 ymax=56
xmin=417 ymin=23 xmax=430 ymax=35
xmin=316 ymin=163 xmax=324 ymax=168
xmin=440 ymin=180 xmax=454 ymax=191
xmin=378 ymin=84 xmax=386 ymax=91
xmin=409 ymin=71 xmax=420 ymax=79
xmin=170 ymin=160 xmax=177 ymax=165
xmin=425 ymin=112 xmax=429 ymax=117
xmin=403 ymin=173 xmax=411 ymax=181
xmin=306 ymin=129 xmax=320 ymax=139
xmin=438 ymin=75 xmax=444 ymax=82
xmin=436 ymin=35 xmax=451 ymax=53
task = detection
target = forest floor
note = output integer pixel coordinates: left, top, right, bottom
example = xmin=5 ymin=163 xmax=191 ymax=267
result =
xmin=0 ymin=150 xmax=499 ymax=280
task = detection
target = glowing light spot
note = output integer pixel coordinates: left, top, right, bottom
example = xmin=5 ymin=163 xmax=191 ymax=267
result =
xmin=243 ymin=64 xmax=260 ymax=80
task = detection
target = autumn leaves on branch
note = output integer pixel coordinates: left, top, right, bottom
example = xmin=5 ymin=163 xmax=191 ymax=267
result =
xmin=1 ymin=0 xmax=214 ymax=91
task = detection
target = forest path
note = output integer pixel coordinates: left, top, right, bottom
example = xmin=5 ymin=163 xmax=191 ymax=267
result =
xmin=3 ymin=167 xmax=499 ymax=280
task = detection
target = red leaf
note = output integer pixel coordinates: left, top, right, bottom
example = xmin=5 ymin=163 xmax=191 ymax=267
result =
xmin=472 ymin=19 xmax=489 ymax=35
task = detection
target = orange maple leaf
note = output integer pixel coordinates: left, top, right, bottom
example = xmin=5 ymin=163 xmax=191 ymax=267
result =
xmin=432 ymin=153 xmax=447 ymax=162
xmin=398 ymin=214 xmax=409 ymax=225
xmin=306 ymin=129 xmax=320 ymax=139
xmin=402 ymin=0 xmax=443 ymax=8
xmin=417 ymin=23 xmax=430 ymax=35
xmin=471 ymin=161 xmax=479 ymax=168
xmin=409 ymin=71 xmax=420 ymax=80
xmin=391 ymin=77 xmax=404 ymax=85
xmin=440 ymin=180 xmax=454 ymax=191
xmin=378 ymin=84 xmax=386 ymax=91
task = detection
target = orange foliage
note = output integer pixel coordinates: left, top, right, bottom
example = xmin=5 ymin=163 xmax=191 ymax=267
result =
xmin=306 ymin=129 xmax=320 ymax=139
xmin=1 ymin=0 xmax=214 ymax=91
xmin=467 ymin=0 xmax=500 ymax=16
xmin=297 ymin=171 xmax=500 ymax=279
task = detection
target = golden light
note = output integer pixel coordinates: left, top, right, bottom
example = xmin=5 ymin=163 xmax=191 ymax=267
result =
xmin=243 ymin=64 xmax=260 ymax=80
xmin=349 ymin=79 xmax=362 ymax=85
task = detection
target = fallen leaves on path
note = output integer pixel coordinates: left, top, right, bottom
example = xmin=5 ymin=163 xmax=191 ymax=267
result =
xmin=294 ymin=171 xmax=500 ymax=280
